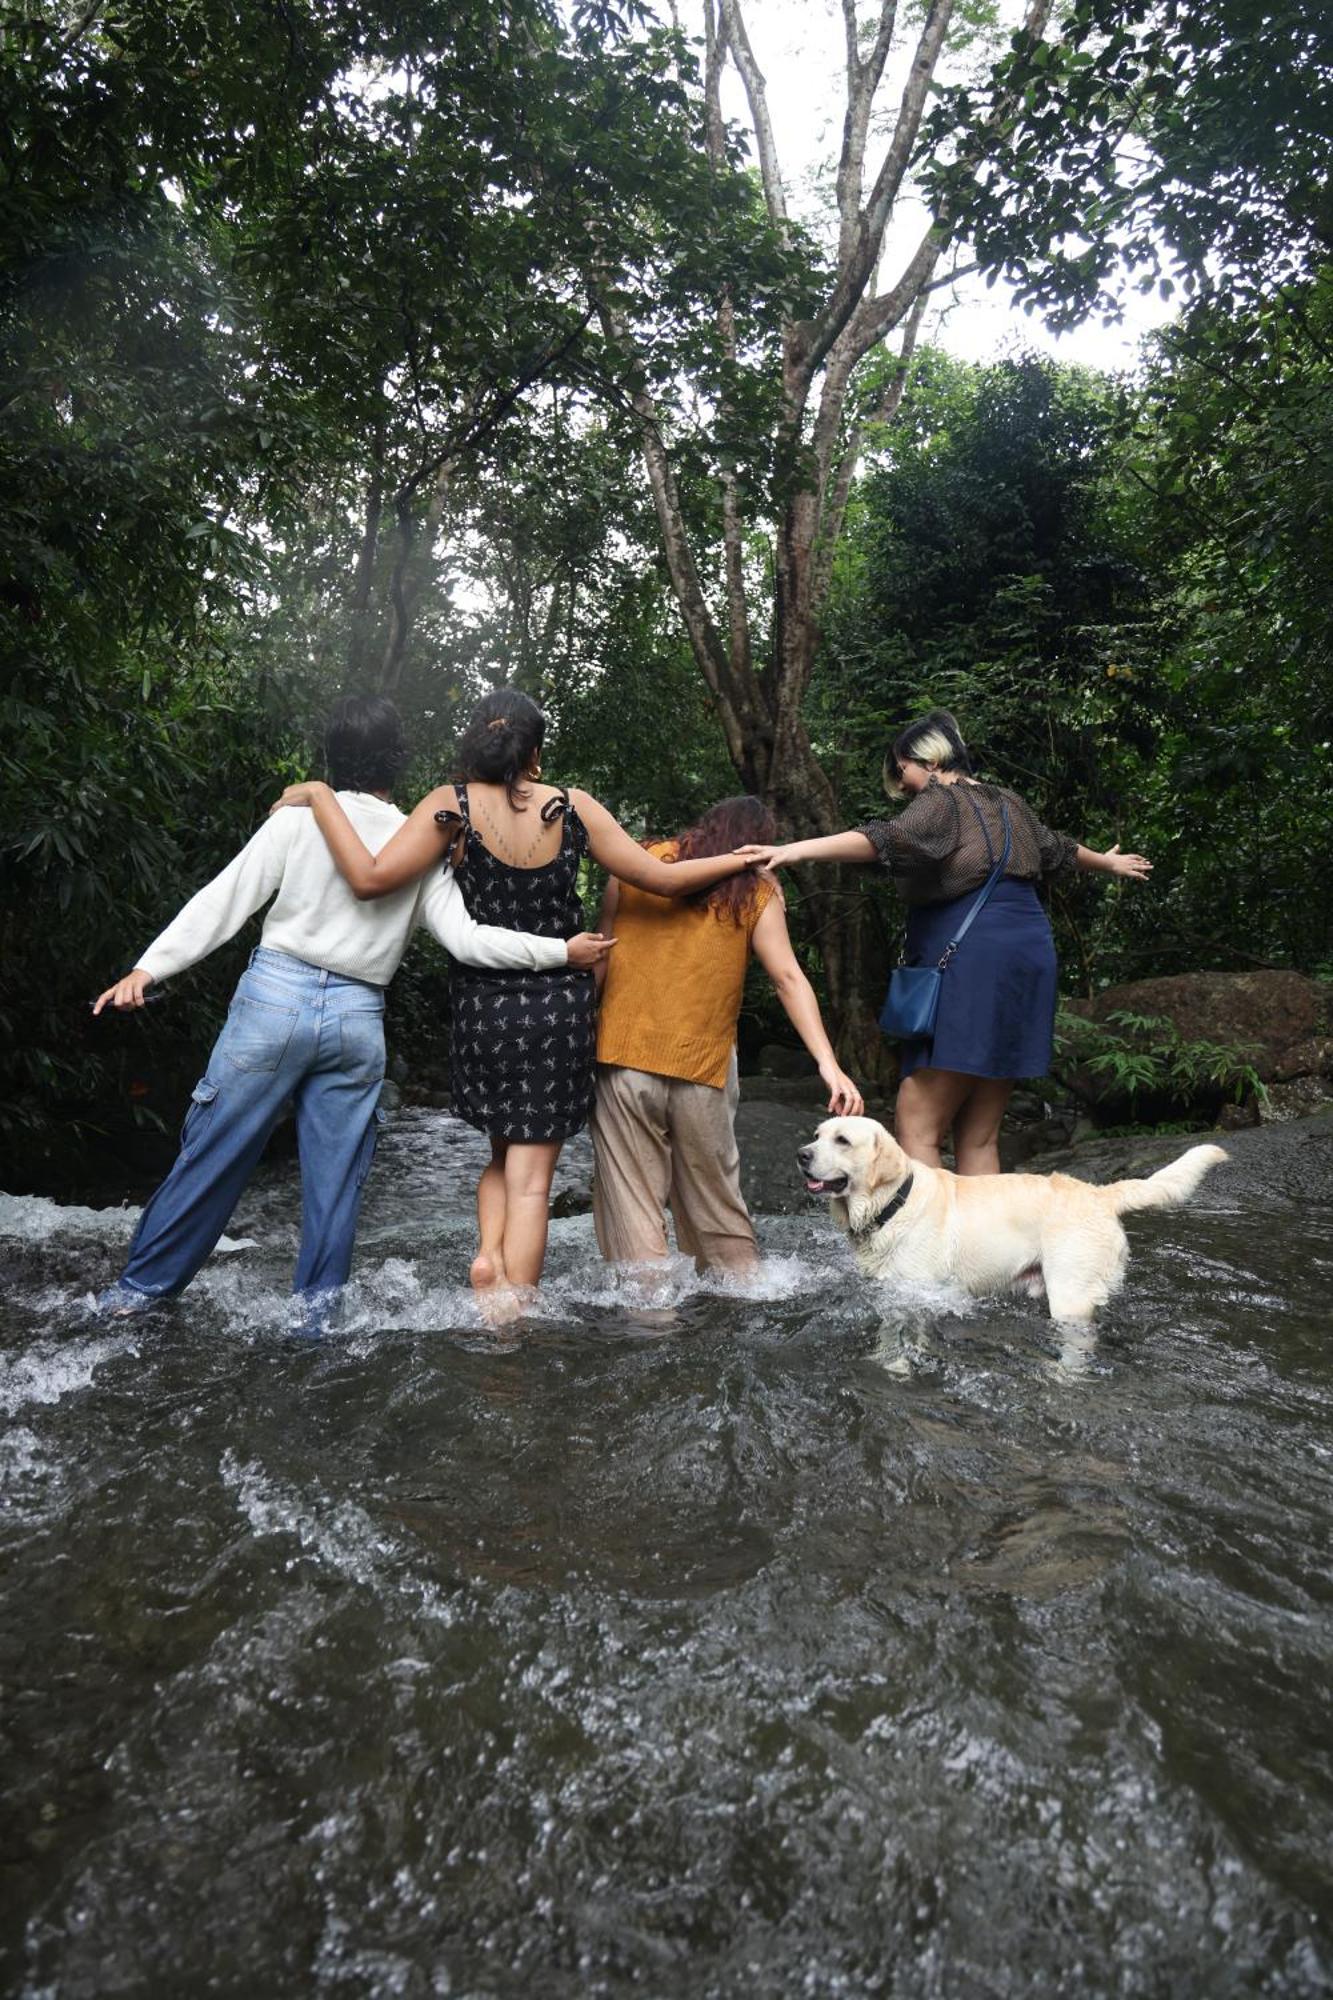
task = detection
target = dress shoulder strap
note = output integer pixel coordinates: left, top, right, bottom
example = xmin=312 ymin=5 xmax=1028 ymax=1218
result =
xmin=541 ymin=785 xmax=588 ymax=858
xmin=433 ymin=784 xmax=470 ymax=868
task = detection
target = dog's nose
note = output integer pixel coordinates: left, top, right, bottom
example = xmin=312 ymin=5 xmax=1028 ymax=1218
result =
xmin=796 ymin=1144 xmax=813 ymax=1170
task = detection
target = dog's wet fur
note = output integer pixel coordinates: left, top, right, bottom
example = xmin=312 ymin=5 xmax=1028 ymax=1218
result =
xmin=797 ymin=1117 xmax=1228 ymax=1323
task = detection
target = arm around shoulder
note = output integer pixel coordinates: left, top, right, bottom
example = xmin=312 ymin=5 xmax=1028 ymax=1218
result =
xmin=417 ymin=868 xmax=567 ymax=972
xmin=273 ymin=782 xmax=454 ymax=898
xmin=571 ymin=789 xmax=751 ymax=898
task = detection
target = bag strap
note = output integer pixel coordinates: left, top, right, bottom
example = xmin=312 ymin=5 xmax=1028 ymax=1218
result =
xmin=937 ymin=797 xmax=1012 ymax=971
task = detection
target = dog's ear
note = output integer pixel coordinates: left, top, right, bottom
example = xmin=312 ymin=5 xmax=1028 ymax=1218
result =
xmin=868 ymin=1123 xmax=907 ymax=1193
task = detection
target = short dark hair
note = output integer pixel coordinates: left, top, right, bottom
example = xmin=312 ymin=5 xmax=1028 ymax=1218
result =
xmin=453 ymin=687 xmax=545 ymax=806
xmin=324 ymin=695 xmax=410 ymax=793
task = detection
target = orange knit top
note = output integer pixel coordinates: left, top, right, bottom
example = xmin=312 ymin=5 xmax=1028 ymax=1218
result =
xmin=596 ymin=843 xmax=775 ymax=1088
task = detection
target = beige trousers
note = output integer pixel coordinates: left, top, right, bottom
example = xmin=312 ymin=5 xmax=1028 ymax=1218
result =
xmin=591 ymin=1059 xmax=758 ymax=1271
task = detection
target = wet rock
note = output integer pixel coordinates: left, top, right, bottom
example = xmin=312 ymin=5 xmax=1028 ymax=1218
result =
xmin=738 ymin=1072 xmax=831 ymax=1107
xmin=550 ymin=1187 xmax=592 ymax=1218
xmin=1216 ymin=1098 xmax=1261 ymax=1132
xmin=736 ymin=1099 xmax=825 ymax=1214
xmin=1067 ymin=970 xmax=1331 ymax=1084
xmin=999 ymin=1118 xmax=1082 ymax=1170
xmin=1270 ymin=1036 xmax=1333 ymax=1083
xmin=752 ymin=1042 xmax=818 ymax=1079
xmin=1258 ymin=1074 xmax=1332 ymax=1123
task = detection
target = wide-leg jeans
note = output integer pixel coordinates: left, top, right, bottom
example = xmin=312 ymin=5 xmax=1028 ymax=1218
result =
xmin=110 ymin=948 xmax=387 ymax=1307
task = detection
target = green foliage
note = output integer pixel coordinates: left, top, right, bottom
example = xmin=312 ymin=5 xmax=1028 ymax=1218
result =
xmin=4 ymin=2 xmax=1331 ymax=1176
xmin=0 ymin=0 xmax=799 ymax=1174
xmin=1050 ymin=1008 xmax=1266 ymax=1115
xmin=924 ymin=0 xmax=1333 ymax=325
xmin=811 ymin=342 xmax=1333 ymax=997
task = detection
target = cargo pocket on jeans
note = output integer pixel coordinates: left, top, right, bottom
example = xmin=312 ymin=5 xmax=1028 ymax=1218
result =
xmin=180 ymin=1078 xmax=219 ymax=1158
xmin=356 ymin=1106 xmax=389 ymax=1188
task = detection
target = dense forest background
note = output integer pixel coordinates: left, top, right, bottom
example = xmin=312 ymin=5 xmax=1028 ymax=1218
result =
xmin=2 ymin=0 xmax=1331 ymax=1188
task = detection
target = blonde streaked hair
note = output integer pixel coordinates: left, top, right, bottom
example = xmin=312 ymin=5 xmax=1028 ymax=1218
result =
xmin=881 ymin=710 xmax=972 ymax=799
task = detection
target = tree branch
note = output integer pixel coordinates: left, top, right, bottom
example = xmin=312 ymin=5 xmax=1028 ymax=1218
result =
xmin=717 ymin=0 xmax=789 ymax=234
xmin=594 ymin=300 xmax=763 ymax=779
xmin=801 ymin=0 xmax=955 ymax=381
xmin=812 ymin=283 xmax=930 ymax=610
xmin=845 ymin=222 xmax=947 ymax=358
xmin=835 ymin=0 xmax=898 ymax=266
xmin=705 ymin=0 xmax=755 ymax=697
xmin=55 ymin=2 xmax=104 ymax=55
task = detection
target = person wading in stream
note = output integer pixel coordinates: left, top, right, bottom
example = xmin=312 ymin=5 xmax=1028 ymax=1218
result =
xmin=738 ymin=710 xmax=1152 ymax=1176
xmin=590 ymin=794 xmax=863 ymax=1277
xmin=272 ymin=689 xmax=759 ymax=1321
xmin=92 ymin=696 xmax=615 ymax=1330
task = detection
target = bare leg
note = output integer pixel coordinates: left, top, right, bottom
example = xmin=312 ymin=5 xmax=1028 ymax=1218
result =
xmin=951 ymin=1078 xmax=1016 ymax=1176
xmin=501 ymin=1139 xmax=563 ymax=1291
xmin=471 ymin=1137 xmax=509 ymax=1291
xmin=894 ymin=1068 xmax=973 ymax=1168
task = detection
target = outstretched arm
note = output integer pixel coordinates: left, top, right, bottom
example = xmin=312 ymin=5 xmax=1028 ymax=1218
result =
xmin=750 ymin=896 xmax=864 ymax=1117
xmin=736 ymin=830 xmax=877 ymax=869
xmin=93 ymin=816 xmax=294 ymax=1011
xmin=270 ymin=781 xmax=454 ymax=898
xmin=1075 ymin=843 xmax=1152 ymax=880
xmin=571 ymin=790 xmax=755 ymax=898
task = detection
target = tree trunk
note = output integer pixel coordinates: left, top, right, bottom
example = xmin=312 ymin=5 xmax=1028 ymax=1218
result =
xmin=608 ymin=0 xmax=1059 ymax=1076
xmin=378 ymin=460 xmax=453 ymax=693
xmin=347 ymin=425 xmax=385 ymax=682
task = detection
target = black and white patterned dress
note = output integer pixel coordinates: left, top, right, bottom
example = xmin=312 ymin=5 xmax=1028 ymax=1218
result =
xmin=439 ymin=784 xmax=596 ymax=1143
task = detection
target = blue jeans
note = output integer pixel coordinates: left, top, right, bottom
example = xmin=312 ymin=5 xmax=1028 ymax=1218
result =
xmin=106 ymin=949 xmax=387 ymax=1311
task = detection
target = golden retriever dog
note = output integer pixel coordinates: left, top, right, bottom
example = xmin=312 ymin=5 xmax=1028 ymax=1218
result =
xmin=797 ymin=1117 xmax=1228 ymax=1322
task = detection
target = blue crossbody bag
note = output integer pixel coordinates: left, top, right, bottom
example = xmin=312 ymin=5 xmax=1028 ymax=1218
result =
xmin=878 ymin=797 xmax=1012 ymax=1042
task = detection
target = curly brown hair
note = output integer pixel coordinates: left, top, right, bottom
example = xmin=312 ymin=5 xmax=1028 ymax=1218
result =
xmin=668 ymin=795 xmax=776 ymax=922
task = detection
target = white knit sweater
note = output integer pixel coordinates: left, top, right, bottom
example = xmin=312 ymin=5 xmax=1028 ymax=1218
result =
xmin=137 ymin=794 xmax=569 ymax=988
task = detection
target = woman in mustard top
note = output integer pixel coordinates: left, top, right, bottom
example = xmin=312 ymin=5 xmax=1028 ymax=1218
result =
xmin=592 ymin=796 xmax=863 ymax=1273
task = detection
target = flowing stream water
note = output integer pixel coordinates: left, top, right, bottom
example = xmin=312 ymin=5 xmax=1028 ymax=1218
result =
xmin=2 ymin=1106 xmax=1331 ymax=1996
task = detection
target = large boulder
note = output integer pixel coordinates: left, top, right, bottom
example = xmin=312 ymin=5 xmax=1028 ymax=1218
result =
xmin=1063 ymin=970 xmax=1333 ymax=1124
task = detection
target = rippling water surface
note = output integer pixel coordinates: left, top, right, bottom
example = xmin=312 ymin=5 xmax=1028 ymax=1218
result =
xmin=2 ymin=1109 xmax=1331 ymax=1996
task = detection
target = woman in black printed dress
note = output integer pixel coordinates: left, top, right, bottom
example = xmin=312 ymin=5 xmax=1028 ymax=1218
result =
xmin=275 ymin=690 xmax=755 ymax=1311
xmin=445 ymin=779 xmax=595 ymax=1145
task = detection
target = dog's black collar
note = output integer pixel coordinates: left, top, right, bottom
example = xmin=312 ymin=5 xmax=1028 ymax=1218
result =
xmin=850 ymin=1171 xmax=915 ymax=1238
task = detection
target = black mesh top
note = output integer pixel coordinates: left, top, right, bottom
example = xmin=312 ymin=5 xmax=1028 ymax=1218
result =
xmin=858 ymin=778 xmax=1078 ymax=907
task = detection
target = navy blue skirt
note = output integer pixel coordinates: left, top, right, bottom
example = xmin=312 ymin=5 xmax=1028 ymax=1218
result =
xmin=896 ymin=878 xmax=1058 ymax=1082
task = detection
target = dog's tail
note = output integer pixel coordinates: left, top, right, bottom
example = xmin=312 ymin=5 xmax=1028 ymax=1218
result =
xmin=1104 ymin=1142 xmax=1228 ymax=1215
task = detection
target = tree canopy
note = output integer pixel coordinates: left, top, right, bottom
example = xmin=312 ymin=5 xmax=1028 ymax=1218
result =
xmin=2 ymin=0 xmax=1331 ymax=1178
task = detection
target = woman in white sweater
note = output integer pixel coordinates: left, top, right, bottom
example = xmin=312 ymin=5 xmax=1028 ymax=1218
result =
xmin=92 ymin=697 xmax=613 ymax=1328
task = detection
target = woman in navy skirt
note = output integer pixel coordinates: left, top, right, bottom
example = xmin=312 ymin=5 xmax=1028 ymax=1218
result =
xmin=741 ymin=711 xmax=1151 ymax=1174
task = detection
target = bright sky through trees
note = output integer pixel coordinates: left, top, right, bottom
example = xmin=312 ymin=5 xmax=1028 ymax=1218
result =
xmin=708 ymin=0 xmax=1177 ymax=371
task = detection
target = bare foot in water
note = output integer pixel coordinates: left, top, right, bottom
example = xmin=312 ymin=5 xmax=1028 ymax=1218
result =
xmin=469 ymin=1250 xmax=502 ymax=1291
xmin=470 ymin=1251 xmax=522 ymax=1329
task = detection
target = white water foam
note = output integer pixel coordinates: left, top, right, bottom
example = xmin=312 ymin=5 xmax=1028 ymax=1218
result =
xmin=0 ymin=1331 xmax=136 ymax=1416
xmin=0 ymin=1424 xmax=54 ymax=1519
xmin=0 ymin=1191 xmax=140 ymax=1245
xmin=0 ymin=1190 xmax=255 ymax=1289
xmin=219 ymin=1449 xmax=458 ymax=1625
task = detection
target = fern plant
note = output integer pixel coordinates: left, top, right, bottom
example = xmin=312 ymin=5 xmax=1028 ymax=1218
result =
xmin=1050 ymin=1008 xmax=1267 ymax=1115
